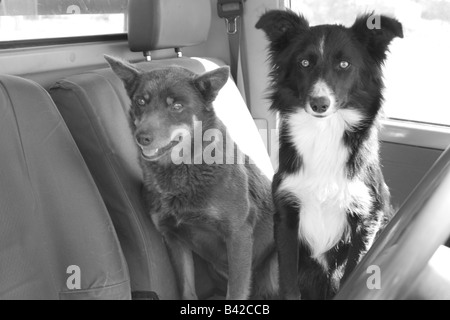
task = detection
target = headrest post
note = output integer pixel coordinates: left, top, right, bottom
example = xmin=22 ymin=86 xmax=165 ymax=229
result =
xmin=143 ymin=51 xmax=152 ymax=62
xmin=175 ymin=48 xmax=183 ymax=58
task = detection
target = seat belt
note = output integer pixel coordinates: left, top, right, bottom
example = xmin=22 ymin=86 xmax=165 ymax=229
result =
xmin=217 ymin=0 xmax=248 ymax=105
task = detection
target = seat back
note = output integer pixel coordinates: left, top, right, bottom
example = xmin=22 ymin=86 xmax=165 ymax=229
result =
xmin=0 ymin=75 xmax=130 ymax=300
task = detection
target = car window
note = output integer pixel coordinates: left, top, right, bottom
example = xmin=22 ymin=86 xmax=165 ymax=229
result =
xmin=287 ymin=0 xmax=450 ymax=127
xmin=0 ymin=0 xmax=128 ymax=41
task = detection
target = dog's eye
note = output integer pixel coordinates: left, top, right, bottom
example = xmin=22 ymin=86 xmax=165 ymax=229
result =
xmin=172 ymin=103 xmax=184 ymax=112
xmin=339 ymin=61 xmax=350 ymax=69
xmin=300 ymin=59 xmax=310 ymax=68
xmin=136 ymin=98 xmax=146 ymax=107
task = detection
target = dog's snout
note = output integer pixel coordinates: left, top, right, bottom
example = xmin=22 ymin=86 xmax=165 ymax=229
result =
xmin=136 ymin=133 xmax=153 ymax=147
xmin=310 ymin=96 xmax=330 ymax=114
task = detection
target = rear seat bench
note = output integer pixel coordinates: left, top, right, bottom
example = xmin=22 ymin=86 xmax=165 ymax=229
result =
xmin=50 ymin=0 xmax=273 ymax=300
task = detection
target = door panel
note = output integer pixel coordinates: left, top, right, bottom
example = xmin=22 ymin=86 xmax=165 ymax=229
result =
xmin=381 ymin=142 xmax=443 ymax=209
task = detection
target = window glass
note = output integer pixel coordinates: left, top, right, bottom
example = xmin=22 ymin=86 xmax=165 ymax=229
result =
xmin=0 ymin=0 xmax=128 ymax=41
xmin=288 ymin=0 xmax=450 ymax=126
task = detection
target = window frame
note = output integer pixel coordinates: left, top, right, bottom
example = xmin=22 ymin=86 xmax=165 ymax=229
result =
xmin=0 ymin=33 xmax=127 ymax=50
xmin=381 ymin=119 xmax=450 ymax=151
xmin=0 ymin=0 xmax=129 ymax=48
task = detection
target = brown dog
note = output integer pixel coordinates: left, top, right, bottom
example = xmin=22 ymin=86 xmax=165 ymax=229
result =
xmin=106 ymin=56 xmax=278 ymax=300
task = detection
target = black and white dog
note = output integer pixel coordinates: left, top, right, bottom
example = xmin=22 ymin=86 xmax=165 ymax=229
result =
xmin=256 ymin=10 xmax=403 ymax=299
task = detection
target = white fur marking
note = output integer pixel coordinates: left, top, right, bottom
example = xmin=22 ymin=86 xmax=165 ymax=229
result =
xmin=307 ymin=79 xmax=336 ymax=115
xmin=311 ymin=80 xmax=332 ymax=98
xmin=319 ymin=37 xmax=325 ymax=57
xmin=279 ymin=108 xmax=367 ymax=268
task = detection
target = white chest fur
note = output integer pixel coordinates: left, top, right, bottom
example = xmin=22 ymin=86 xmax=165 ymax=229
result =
xmin=279 ymin=109 xmax=368 ymax=267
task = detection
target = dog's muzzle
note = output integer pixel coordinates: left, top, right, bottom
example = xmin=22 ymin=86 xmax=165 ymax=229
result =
xmin=140 ymin=140 xmax=180 ymax=161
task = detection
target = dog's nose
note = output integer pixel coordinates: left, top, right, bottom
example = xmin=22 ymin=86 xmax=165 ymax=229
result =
xmin=136 ymin=133 xmax=153 ymax=147
xmin=310 ymin=96 xmax=331 ymax=114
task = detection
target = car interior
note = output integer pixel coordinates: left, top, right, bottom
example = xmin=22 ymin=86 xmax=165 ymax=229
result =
xmin=1 ymin=0 xmax=450 ymax=300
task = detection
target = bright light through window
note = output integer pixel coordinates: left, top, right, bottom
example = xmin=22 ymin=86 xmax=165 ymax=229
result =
xmin=0 ymin=0 xmax=128 ymax=41
xmin=288 ymin=0 xmax=450 ymax=127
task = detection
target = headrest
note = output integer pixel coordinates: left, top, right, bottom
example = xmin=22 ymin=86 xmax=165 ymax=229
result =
xmin=128 ymin=0 xmax=212 ymax=55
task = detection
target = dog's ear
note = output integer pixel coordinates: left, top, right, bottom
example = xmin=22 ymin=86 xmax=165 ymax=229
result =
xmin=351 ymin=14 xmax=403 ymax=63
xmin=194 ymin=67 xmax=230 ymax=108
xmin=256 ymin=10 xmax=309 ymax=49
xmin=104 ymin=55 xmax=141 ymax=92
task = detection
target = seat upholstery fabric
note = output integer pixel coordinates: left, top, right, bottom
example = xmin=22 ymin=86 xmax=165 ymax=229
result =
xmin=0 ymin=75 xmax=131 ymax=300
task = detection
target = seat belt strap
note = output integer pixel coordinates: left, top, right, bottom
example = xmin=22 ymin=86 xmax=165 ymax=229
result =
xmin=217 ymin=0 xmax=244 ymax=82
xmin=217 ymin=0 xmax=248 ymax=104
xmin=227 ymin=20 xmax=241 ymax=84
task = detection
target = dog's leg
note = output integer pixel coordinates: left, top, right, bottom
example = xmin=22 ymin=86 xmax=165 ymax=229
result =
xmin=226 ymin=224 xmax=253 ymax=300
xmin=274 ymin=200 xmax=301 ymax=300
xmin=298 ymin=249 xmax=332 ymax=300
xmin=341 ymin=215 xmax=366 ymax=285
xmin=165 ymin=238 xmax=198 ymax=300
